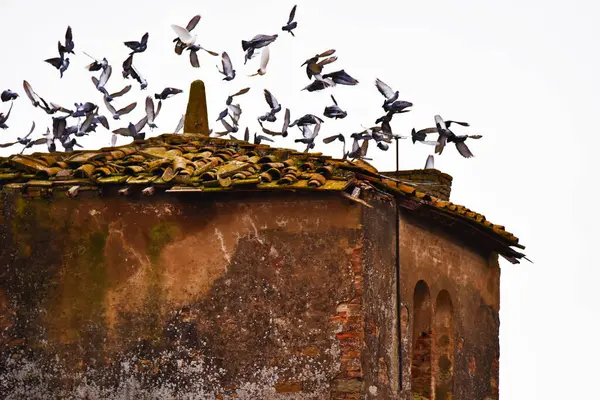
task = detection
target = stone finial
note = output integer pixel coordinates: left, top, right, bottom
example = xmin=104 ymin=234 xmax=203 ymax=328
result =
xmin=184 ymin=80 xmax=210 ymax=136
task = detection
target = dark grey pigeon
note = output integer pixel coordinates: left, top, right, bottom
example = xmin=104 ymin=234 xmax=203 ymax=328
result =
xmin=155 ymin=87 xmax=183 ymax=100
xmin=282 ymin=5 xmax=298 ymax=36
xmin=322 ymin=70 xmax=359 ymax=85
xmin=241 ymin=34 xmax=278 ymax=51
xmin=59 ymin=26 xmax=75 ymax=55
xmin=323 ymin=95 xmax=347 ymax=119
xmin=290 ymin=113 xmax=323 ymax=127
xmin=122 ymin=54 xmax=148 ymax=89
xmin=1 ymin=90 xmax=18 ymax=102
xmin=45 ymin=42 xmax=70 ymax=78
xmin=258 ymin=89 xmax=281 ymax=122
xmin=124 ymin=32 xmax=149 ymax=54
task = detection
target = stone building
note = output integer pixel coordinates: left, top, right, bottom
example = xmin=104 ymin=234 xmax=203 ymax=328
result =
xmin=0 ymin=81 xmax=527 ymax=399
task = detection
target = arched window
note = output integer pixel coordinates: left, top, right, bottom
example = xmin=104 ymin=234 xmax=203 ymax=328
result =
xmin=411 ymin=280 xmax=432 ymax=398
xmin=434 ymin=290 xmax=454 ymax=399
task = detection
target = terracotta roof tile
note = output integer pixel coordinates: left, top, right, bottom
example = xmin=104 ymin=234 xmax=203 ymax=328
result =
xmin=0 ymin=133 xmax=525 ymax=261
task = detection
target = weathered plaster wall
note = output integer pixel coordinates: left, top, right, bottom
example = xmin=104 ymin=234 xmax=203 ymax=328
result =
xmin=360 ymin=192 xmax=399 ymax=399
xmin=399 ymin=212 xmax=500 ymax=400
xmin=0 ymin=189 xmax=387 ymax=399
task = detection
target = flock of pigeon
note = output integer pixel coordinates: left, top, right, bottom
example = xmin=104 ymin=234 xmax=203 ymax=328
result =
xmin=0 ymin=5 xmax=483 ymax=168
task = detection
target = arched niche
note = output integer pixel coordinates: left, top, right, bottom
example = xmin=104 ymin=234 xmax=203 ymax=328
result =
xmin=434 ymin=290 xmax=454 ymax=399
xmin=411 ymin=280 xmax=432 ymax=398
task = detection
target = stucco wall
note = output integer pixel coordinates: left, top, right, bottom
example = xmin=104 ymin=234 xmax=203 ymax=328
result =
xmin=0 ymin=189 xmax=393 ymax=399
xmin=398 ymin=212 xmax=500 ymax=400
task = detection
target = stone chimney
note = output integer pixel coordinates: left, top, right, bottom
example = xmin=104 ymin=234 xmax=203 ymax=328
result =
xmin=184 ymin=80 xmax=210 ymax=136
xmin=381 ymin=169 xmax=453 ymax=201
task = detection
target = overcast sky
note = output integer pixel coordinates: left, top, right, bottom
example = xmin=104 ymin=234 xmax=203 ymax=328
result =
xmin=1 ymin=0 xmax=598 ymax=398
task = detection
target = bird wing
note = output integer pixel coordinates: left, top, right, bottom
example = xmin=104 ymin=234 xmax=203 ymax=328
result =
xmin=116 ymin=102 xmax=136 ymax=116
xmin=260 ymin=46 xmax=270 ymax=71
xmin=375 ymin=78 xmax=395 ymax=99
xmin=135 ymin=116 xmax=148 ymax=132
xmin=244 ymin=127 xmax=250 ymax=142
xmin=231 ymin=87 xmax=251 ymax=98
xmin=288 ymin=5 xmax=297 ymax=23
xmin=416 ymin=127 xmax=438 ymax=135
xmin=330 ymin=94 xmax=338 ymax=106
xmin=141 ymin=32 xmax=149 ymax=45
xmin=222 ymin=52 xmax=233 ymax=74
xmin=323 ymin=134 xmax=342 ymax=144
xmin=186 ymin=15 xmax=201 ymax=31
xmin=23 ymin=80 xmax=40 ymax=105
xmin=52 ymin=117 xmax=66 ymax=139
xmin=317 ymin=56 xmax=337 ymax=67
xmin=281 ymin=108 xmax=290 ymax=134
xmin=24 ymin=121 xmax=35 ymax=139
xmin=455 ymin=141 xmax=474 ymax=158
xmin=110 ymin=84 xmax=132 ymax=99
xmin=264 ymin=89 xmax=279 ymax=110
xmin=171 ymin=24 xmax=194 ymax=44
xmin=97 ymin=115 xmax=110 ymax=130
xmin=446 ymin=120 xmax=470 ymax=127
xmin=155 ymin=100 xmax=162 ymax=119
xmin=111 ymin=133 xmax=118 ymax=146
xmin=79 ymin=113 xmax=95 ymax=133
xmin=424 ymin=155 xmax=435 ymax=169
xmin=318 ymin=49 xmax=336 ymax=58
xmin=145 ymin=96 xmax=155 ymax=122
xmin=45 ymin=57 xmax=63 ymax=69
xmin=98 ymin=64 xmax=112 ymax=87
xmin=469 ymin=135 xmax=483 ymax=139
xmin=175 ymin=114 xmax=185 ymax=133
xmin=221 ymin=119 xmax=235 ymax=132
xmin=189 ymin=50 xmax=200 ymax=68
xmin=65 ymin=26 xmax=72 ymax=42
xmin=103 ymin=96 xmax=117 ymax=115
xmin=91 ymin=76 xmax=100 ymax=89
xmin=112 ymin=127 xmax=130 ymax=137
xmin=123 ymin=41 xmax=139 ymax=51
xmin=434 ymin=135 xmax=447 ymax=155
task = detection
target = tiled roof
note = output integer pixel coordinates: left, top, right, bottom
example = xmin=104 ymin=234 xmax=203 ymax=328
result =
xmin=0 ymin=133 xmax=526 ymax=263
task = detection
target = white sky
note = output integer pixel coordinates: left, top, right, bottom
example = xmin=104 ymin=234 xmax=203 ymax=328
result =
xmin=1 ymin=0 xmax=598 ymax=398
